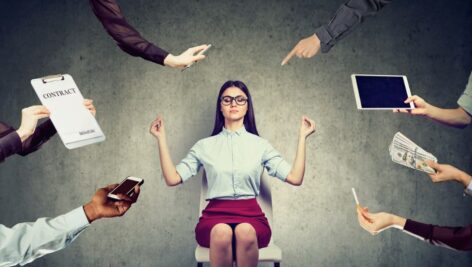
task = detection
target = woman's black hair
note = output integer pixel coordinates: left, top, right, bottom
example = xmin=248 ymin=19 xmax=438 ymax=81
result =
xmin=211 ymin=80 xmax=259 ymax=136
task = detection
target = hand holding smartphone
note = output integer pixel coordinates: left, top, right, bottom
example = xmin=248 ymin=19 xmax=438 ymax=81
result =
xmin=107 ymin=176 xmax=144 ymax=201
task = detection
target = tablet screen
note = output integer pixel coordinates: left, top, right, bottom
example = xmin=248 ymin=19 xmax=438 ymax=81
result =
xmin=354 ymin=76 xmax=411 ymax=109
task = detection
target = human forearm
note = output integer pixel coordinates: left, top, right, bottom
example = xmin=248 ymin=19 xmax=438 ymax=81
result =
xmin=0 ymin=208 xmax=89 ymax=266
xmin=427 ymin=106 xmax=471 ymax=128
xmin=0 ymin=131 xmax=22 ymax=163
xmin=286 ymin=136 xmax=306 ymax=186
xmin=390 ymin=213 xmax=407 ymax=228
xmin=314 ymin=0 xmax=392 ymax=53
xmin=456 ymin=171 xmax=472 ymax=187
xmin=157 ymin=137 xmax=182 ymax=186
xmin=89 ymin=0 xmax=169 ymax=65
xmin=403 ymin=220 xmax=472 ymax=251
xmin=18 ymin=119 xmax=56 ymax=156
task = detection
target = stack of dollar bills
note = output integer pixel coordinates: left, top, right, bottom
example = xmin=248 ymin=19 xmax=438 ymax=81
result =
xmin=389 ymin=132 xmax=437 ymax=174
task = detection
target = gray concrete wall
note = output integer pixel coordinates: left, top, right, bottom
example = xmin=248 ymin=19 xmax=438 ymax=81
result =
xmin=0 ymin=0 xmax=471 ymax=266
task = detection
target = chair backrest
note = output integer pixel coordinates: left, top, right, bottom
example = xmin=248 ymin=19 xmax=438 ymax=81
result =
xmin=198 ymin=171 xmax=275 ymax=244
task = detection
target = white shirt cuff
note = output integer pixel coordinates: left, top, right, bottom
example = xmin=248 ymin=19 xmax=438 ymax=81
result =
xmin=464 ymin=181 xmax=472 ymax=197
xmin=64 ymin=207 xmax=91 ymax=230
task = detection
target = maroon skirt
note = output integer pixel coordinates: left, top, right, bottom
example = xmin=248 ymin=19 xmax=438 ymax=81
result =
xmin=195 ymin=198 xmax=271 ymax=248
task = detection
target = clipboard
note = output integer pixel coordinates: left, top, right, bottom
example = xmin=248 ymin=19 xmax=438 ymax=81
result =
xmin=31 ymin=74 xmax=105 ymax=149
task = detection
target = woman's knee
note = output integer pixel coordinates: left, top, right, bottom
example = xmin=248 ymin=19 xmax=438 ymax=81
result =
xmin=234 ymin=223 xmax=257 ymax=247
xmin=210 ymin=223 xmax=233 ymax=247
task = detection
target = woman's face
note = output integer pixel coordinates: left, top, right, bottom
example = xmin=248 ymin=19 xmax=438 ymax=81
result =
xmin=220 ymin=86 xmax=248 ymax=122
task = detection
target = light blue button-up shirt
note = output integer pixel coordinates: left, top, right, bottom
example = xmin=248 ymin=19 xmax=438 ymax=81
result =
xmin=0 ymin=207 xmax=89 ymax=267
xmin=176 ymin=126 xmax=291 ymax=200
xmin=457 ymin=71 xmax=472 ymax=115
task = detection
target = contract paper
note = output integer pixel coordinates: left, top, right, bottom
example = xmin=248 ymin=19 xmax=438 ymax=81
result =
xmin=31 ymin=74 xmax=105 ymax=149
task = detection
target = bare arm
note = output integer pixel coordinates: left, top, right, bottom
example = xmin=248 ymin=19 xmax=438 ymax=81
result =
xmin=395 ymin=95 xmax=471 ymax=128
xmin=285 ymin=116 xmax=316 ymax=186
xmin=427 ymin=106 xmax=471 ymax=128
xmin=150 ymin=116 xmax=182 ymax=186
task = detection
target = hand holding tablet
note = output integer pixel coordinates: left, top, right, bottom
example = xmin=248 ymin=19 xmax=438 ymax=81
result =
xmin=393 ymin=95 xmax=431 ymax=115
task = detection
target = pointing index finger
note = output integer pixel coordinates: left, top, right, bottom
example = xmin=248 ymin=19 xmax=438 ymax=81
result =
xmin=281 ymin=47 xmax=296 ymax=66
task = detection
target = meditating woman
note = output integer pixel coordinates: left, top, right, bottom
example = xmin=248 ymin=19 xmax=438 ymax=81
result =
xmin=150 ymin=80 xmax=315 ymax=267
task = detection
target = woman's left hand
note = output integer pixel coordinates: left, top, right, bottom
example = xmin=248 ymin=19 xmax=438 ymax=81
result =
xmin=84 ymin=99 xmax=96 ymax=117
xmin=299 ymin=116 xmax=315 ymax=138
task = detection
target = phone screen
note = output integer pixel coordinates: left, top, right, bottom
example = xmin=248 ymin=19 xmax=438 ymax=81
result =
xmin=110 ymin=179 xmax=140 ymax=195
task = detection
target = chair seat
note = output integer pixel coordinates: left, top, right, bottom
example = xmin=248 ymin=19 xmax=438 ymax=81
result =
xmin=195 ymin=244 xmax=282 ymax=263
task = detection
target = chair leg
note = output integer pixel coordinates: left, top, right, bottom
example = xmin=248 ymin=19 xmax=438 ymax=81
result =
xmin=274 ymin=262 xmax=280 ymax=267
xmin=197 ymin=262 xmax=203 ymax=267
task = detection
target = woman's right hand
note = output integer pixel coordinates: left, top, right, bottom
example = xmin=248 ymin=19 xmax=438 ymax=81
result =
xmin=150 ymin=116 xmax=165 ymax=140
xmin=393 ymin=95 xmax=432 ymax=116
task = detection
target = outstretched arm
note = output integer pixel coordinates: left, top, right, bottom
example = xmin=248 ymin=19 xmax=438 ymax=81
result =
xmin=89 ymin=0 xmax=169 ymax=65
xmin=0 ymin=183 xmax=140 ymax=266
xmin=394 ymin=93 xmax=471 ymax=129
xmin=89 ymin=0 xmax=209 ymax=69
xmin=282 ymin=0 xmax=392 ymax=65
xmin=357 ymin=206 xmax=472 ymax=251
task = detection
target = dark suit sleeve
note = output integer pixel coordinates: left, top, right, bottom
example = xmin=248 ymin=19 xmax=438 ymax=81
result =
xmin=314 ymin=0 xmax=392 ymax=53
xmin=89 ymin=0 xmax=169 ymax=65
xmin=0 ymin=124 xmax=22 ymax=163
xmin=18 ymin=119 xmax=57 ymax=156
xmin=403 ymin=219 xmax=472 ymax=251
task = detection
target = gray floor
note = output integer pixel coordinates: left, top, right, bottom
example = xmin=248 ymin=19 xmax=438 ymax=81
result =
xmin=0 ymin=0 xmax=471 ymax=266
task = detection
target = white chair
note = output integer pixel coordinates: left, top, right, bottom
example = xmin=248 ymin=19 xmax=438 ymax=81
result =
xmin=195 ymin=171 xmax=282 ymax=267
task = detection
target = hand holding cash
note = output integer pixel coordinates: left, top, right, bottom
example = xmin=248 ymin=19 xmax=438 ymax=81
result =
xmin=389 ymin=132 xmax=437 ymax=174
xmin=426 ymin=161 xmax=472 ymax=187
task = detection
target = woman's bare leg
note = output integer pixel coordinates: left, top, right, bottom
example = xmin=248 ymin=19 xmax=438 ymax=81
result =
xmin=234 ymin=223 xmax=258 ymax=267
xmin=210 ymin=223 xmax=233 ymax=267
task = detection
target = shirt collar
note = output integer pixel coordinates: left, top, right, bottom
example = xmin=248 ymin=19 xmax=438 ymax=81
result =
xmin=221 ymin=125 xmax=247 ymax=136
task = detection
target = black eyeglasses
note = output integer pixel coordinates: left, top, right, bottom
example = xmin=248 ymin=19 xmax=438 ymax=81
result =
xmin=220 ymin=95 xmax=248 ymax=106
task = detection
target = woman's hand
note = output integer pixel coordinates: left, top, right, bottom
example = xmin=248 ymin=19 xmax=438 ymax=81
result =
xmin=299 ymin=116 xmax=315 ymax=139
xmin=163 ymin=45 xmax=209 ymax=69
xmin=426 ymin=160 xmax=472 ymax=187
xmin=356 ymin=206 xmax=406 ymax=235
xmin=84 ymin=99 xmax=96 ymax=117
xmin=150 ymin=116 xmax=165 ymax=140
xmin=16 ymin=105 xmax=51 ymax=142
xmin=393 ymin=95 xmax=432 ymax=116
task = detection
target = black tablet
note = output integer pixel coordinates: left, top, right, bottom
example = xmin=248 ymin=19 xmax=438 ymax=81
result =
xmin=351 ymin=74 xmax=415 ymax=110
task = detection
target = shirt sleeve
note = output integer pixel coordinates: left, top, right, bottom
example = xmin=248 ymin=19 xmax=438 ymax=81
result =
xmin=261 ymin=140 xmax=291 ymax=182
xmin=0 ymin=207 xmax=90 ymax=267
xmin=313 ymin=0 xmax=392 ymax=53
xmin=402 ymin=219 xmax=472 ymax=251
xmin=0 ymin=129 xmax=22 ymax=163
xmin=464 ymin=180 xmax=472 ymax=197
xmin=18 ymin=119 xmax=57 ymax=157
xmin=89 ymin=0 xmax=169 ymax=65
xmin=175 ymin=142 xmax=203 ymax=182
xmin=457 ymin=72 xmax=472 ymax=115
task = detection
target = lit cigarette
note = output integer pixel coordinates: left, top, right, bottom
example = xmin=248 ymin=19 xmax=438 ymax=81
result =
xmin=351 ymin=188 xmax=360 ymax=207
